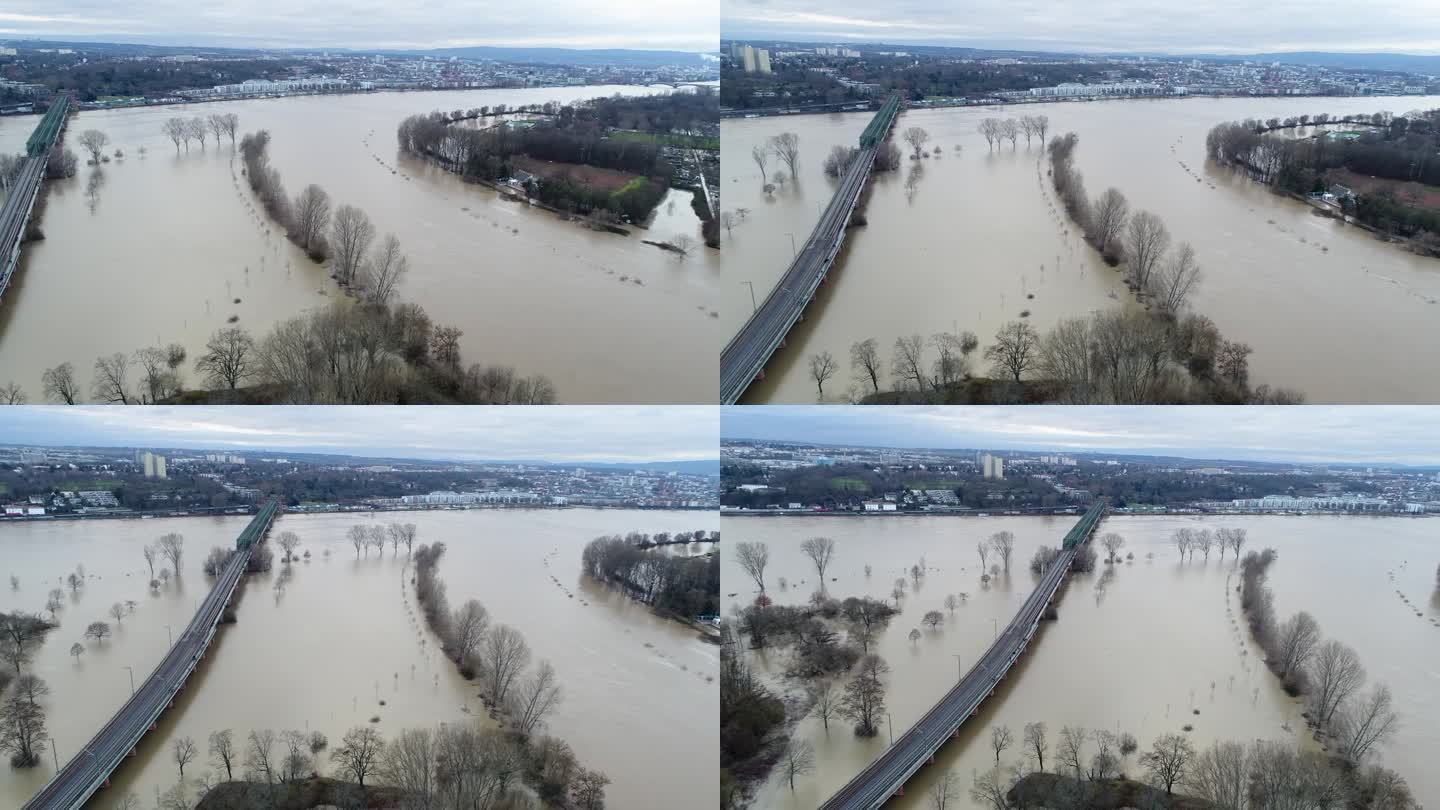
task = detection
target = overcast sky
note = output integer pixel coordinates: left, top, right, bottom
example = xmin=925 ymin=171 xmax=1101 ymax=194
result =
xmin=722 ymin=0 xmax=1440 ymax=55
xmin=722 ymin=407 xmax=1440 ymax=466
xmin=0 ymin=407 xmax=718 ymax=464
xmin=2 ymin=1 xmax=717 ymax=51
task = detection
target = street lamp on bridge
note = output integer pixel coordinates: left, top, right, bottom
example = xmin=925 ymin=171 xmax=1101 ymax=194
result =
xmin=123 ymin=665 xmax=134 ymax=696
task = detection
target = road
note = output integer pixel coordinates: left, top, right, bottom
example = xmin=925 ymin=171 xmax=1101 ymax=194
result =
xmin=23 ymin=502 xmax=277 ymax=810
xmin=719 ymin=143 xmax=879 ymax=404
xmin=819 ymin=501 xmax=1107 ymax=809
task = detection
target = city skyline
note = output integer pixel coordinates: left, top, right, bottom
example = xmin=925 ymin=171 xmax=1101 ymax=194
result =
xmin=720 ymin=0 xmax=1440 ymax=55
xmin=0 ymin=406 xmax=719 ymax=464
xmin=2 ymin=0 xmax=719 ymax=52
xmin=721 ymin=406 xmax=1440 ymax=466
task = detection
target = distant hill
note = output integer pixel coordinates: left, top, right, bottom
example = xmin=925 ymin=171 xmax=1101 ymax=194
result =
xmin=390 ymin=46 xmax=711 ymax=68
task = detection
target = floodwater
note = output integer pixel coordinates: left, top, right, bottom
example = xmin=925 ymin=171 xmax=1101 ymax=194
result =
xmin=0 ymin=508 xmax=717 ymax=809
xmin=721 ymin=95 xmax=1440 ymax=403
xmin=723 ymin=514 xmax=1440 ymax=808
xmin=0 ymin=85 xmax=719 ymax=404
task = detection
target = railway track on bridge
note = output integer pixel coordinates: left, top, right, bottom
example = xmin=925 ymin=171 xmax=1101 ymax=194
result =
xmin=819 ymin=500 xmax=1108 ymax=810
xmin=23 ymin=500 xmax=278 ymax=810
xmin=1 ymin=95 xmax=70 ymax=304
xmin=719 ymin=94 xmax=901 ymax=405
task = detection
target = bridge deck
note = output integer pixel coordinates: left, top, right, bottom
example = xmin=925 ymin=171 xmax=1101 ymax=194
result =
xmin=2 ymin=95 xmax=69 ymax=303
xmin=819 ymin=500 xmax=1108 ymax=810
xmin=719 ymin=94 xmax=901 ymax=405
xmin=23 ymin=501 xmax=278 ymax=810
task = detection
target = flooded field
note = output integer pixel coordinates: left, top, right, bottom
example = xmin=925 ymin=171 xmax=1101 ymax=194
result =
xmin=723 ymin=514 xmax=1439 ymax=808
xmin=721 ymin=95 xmax=1440 ymax=403
xmin=0 ymin=85 xmax=719 ymax=403
xmin=0 ymin=507 xmax=717 ymax=808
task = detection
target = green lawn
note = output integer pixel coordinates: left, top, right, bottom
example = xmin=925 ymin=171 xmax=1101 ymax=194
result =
xmin=829 ymin=477 xmax=869 ymax=493
xmin=608 ymin=130 xmax=719 ymax=150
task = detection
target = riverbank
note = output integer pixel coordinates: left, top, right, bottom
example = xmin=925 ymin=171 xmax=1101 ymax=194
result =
xmin=196 ymin=778 xmax=403 ymax=810
xmin=0 ymin=502 xmax=714 ymax=524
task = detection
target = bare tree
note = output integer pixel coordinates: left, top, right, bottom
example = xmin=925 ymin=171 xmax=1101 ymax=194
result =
xmin=989 ymin=531 xmax=1016 ymax=571
xmin=195 ymin=327 xmax=256 ymax=390
xmin=892 ymin=334 xmax=927 ymax=391
xmin=276 ymin=531 xmax=301 ymax=563
xmin=720 ymin=211 xmax=735 ymax=236
xmin=840 ymin=654 xmax=889 ymax=736
xmin=1057 ymin=725 xmax=1086 ymax=779
xmin=77 ymin=129 xmax=110 ymax=164
xmin=331 ymin=726 xmax=385 ymax=788
xmin=292 ymin=184 xmax=331 ymax=253
xmin=1152 ymin=241 xmax=1202 ymax=315
xmin=331 ymin=204 xmax=376 ymax=286
xmin=903 ymin=126 xmax=931 ymax=159
xmin=362 ymin=234 xmax=409 ymax=307
xmin=1274 ymin=611 xmax=1321 ymax=679
xmin=1034 ymin=115 xmax=1049 ymax=145
xmin=158 ymin=533 xmax=185 ymax=573
xmin=0 ymin=688 xmax=48 ymax=766
xmin=85 ymin=621 xmax=111 ymax=642
xmin=1172 ymin=528 xmax=1193 ymax=560
xmin=1100 ymin=533 xmax=1125 ymax=562
xmin=108 ymin=602 xmax=126 ymax=625
xmin=810 ymin=680 xmax=840 ymax=733
xmin=928 ymin=769 xmax=959 ymax=809
xmin=482 ymin=624 xmax=531 ymax=704
xmin=188 ymin=117 xmax=209 ymax=149
xmin=985 ymin=321 xmax=1040 ymax=383
xmin=779 ymin=738 xmax=815 ymax=790
xmin=850 ymin=338 xmax=883 ymax=393
xmin=507 ymin=659 xmax=563 ymax=737
xmin=162 ymin=118 xmax=187 ymax=152
xmin=770 ymin=132 xmax=801 ymax=179
xmin=1186 ymin=740 xmax=1250 ymax=808
xmin=245 ymin=729 xmax=277 ymax=787
xmin=349 ymin=525 xmax=368 ymax=558
xmin=1019 ymin=116 xmax=1037 ymax=146
xmin=42 ymin=363 xmax=81 ymax=404
xmin=376 ymin=728 xmax=436 ymax=803
xmin=209 ymin=729 xmax=237 ymax=780
xmin=69 ymin=642 xmax=83 ymax=661
xmin=733 ymin=541 xmax=770 ymax=594
xmin=1194 ymin=529 xmax=1215 ymax=561
xmin=990 ymin=724 xmax=1014 ymax=764
xmin=173 ymin=735 xmax=198 ymax=779
xmin=208 ymin=114 xmax=227 ymax=144
xmin=969 ymin=768 xmax=1011 ymax=810
xmin=1311 ymin=640 xmax=1366 ymax=728
xmin=1141 ymin=733 xmax=1195 ymax=794
xmin=751 ymin=145 xmax=769 ymax=184
xmin=1000 ymin=118 xmax=1019 ymax=148
xmin=978 ymin=118 xmax=1000 ymax=149
xmin=808 ymin=351 xmax=837 ymax=400
xmin=1024 ymin=722 xmax=1048 ymax=771
xmin=1126 ymin=210 xmax=1171 ymax=289
xmin=92 ymin=353 xmax=134 ymax=404
xmin=389 ymin=523 xmax=417 ymax=555
xmin=0 ymin=382 xmax=24 ymax=404
xmin=799 ymin=536 xmax=837 ymax=583
xmin=931 ymin=331 xmax=978 ymax=388
xmin=1335 ymin=683 xmax=1398 ymax=763
xmin=449 ymin=599 xmax=490 ymax=662
xmin=1091 ymin=188 xmax=1129 ymax=252
xmin=215 ymin=113 xmax=240 ymax=145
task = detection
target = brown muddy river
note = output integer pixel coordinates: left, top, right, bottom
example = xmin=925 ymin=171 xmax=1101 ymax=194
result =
xmin=0 ymin=86 xmax=719 ymax=404
xmin=0 ymin=508 xmax=716 ymax=808
xmin=723 ymin=514 xmax=1440 ymax=808
xmin=721 ymin=96 xmax=1440 ymax=403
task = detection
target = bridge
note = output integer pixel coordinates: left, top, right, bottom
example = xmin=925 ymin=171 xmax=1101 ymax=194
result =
xmin=23 ymin=500 xmax=279 ymax=810
xmin=1 ymin=94 xmax=70 ymax=304
xmin=819 ymin=499 xmax=1108 ymax=810
xmin=719 ymin=93 xmax=902 ymax=404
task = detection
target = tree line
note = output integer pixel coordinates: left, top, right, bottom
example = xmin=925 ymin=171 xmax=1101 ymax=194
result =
xmin=1207 ymin=109 xmax=1440 ymax=252
xmin=410 ymin=542 xmax=608 ymax=808
xmin=1239 ymin=547 xmax=1399 ymax=764
xmin=25 ymin=297 xmax=556 ymax=405
xmin=977 ymin=115 xmax=1049 ymax=150
xmin=580 ymin=531 xmax=721 ymax=619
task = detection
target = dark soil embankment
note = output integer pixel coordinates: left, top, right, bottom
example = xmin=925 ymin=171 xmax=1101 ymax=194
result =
xmin=1009 ymin=772 xmax=1216 ymax=809
xmin=196 ymin=778 xmax=404 ymax=810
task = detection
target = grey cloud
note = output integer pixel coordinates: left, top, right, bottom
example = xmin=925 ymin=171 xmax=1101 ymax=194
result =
xmin=0 ymin=406 xmax=718 ymax=463
xmin=721 ymin=406 xmax=1440 ymax=466
xmin=722 ymin=0 xmax=1440 ymax=55
xmin=5 ymin=0 xmax=717 ymax=51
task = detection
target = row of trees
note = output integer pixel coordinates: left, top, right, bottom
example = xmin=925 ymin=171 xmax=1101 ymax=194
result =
xmin=1170 ymin=526 xmax=1247 ymax=562
xmin=31 ymin=297 xmax=557 ymax=404
xmin=409 ymin=541 xmax=606 ymax=808
xmin=1239 ymin=547 xmax=1399 ymax=762
xmin=977 ymin=115 xmax=1049 ymax=150
xmin=580 ymin=532 xmax=720 ymax=618
xmin=0 ymin=608 xmax=58 ymax=767
xmin=160 ymin=113 xmax=239 ymax=153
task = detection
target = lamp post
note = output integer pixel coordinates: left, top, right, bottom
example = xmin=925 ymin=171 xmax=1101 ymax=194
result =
xmin=952 ymin=653 xmax=963 ymax=682
xmin=123 ymin=665 xmax=134 ymax=695
xmin=164 ymin=625 xmax=173 ymax=646
xmin=785 ymin=232 xmax=797 ymax=257
xmin=740 ymin=281 xmax=757 ymax=313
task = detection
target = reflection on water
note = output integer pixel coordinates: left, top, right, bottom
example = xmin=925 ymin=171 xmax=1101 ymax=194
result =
xmin=0 ymin=508 xmax=716 ymax=809
xmin=722 ymin=96 xmax=1440 ymax=403
xmin=0 ymin=86 xmax=718 ymax=403
xmin=724 ymin=514 xmax=1439 ymax=808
